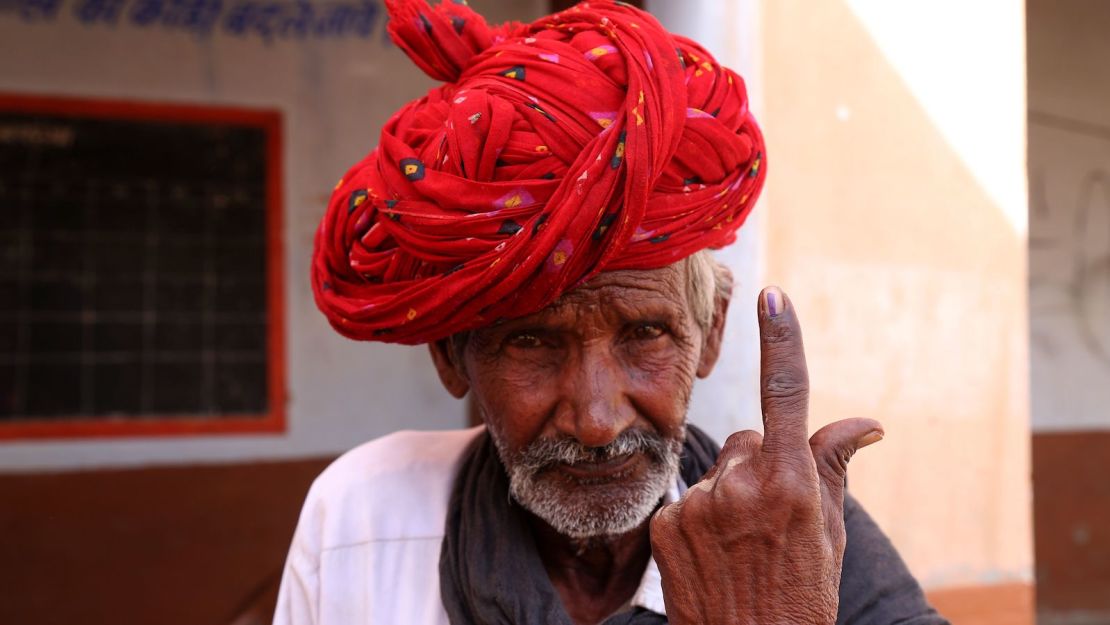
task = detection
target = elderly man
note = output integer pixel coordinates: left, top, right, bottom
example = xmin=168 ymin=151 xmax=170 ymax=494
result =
xmin=276 ymin=1 xmax=947 ymax=624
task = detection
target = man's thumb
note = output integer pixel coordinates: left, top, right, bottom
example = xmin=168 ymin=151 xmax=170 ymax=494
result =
xmin=808 ymin=418 xmax=884 ymax=487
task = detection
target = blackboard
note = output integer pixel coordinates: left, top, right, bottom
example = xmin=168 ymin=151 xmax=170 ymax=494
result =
xmin=0 ymin=94 xmax=284 ymax=438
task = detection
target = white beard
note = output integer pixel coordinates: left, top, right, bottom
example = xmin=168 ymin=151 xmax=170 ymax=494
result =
xmin=490 ymin=427 xmax=684 ymax=539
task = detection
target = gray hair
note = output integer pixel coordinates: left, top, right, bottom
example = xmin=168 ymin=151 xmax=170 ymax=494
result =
xmin=684 ymin=249 xmax=733 ymax=335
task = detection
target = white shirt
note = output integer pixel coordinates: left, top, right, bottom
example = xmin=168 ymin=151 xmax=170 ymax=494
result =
xmin=273 ymin=427 xmax=677 ymax=625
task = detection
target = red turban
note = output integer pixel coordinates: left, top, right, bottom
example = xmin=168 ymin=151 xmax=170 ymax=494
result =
xmin=313 ymin=0 xmax=766 ymax=344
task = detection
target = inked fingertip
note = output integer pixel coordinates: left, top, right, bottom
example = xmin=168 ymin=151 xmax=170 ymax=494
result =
xmin=763 ymin=285 xmax=784 ymax=318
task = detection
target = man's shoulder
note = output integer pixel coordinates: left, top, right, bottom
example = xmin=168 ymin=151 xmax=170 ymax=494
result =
xmin=315 ymin=426 xmax=484 ymax=490
xmin=304 ymin=426 xmax=484 ymax=549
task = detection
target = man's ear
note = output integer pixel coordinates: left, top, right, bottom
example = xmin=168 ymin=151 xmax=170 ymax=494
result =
xmin=696 ymin=266 xmax=732 ymax=378
xmin=428 ymin=338 xmax=470 ymax=399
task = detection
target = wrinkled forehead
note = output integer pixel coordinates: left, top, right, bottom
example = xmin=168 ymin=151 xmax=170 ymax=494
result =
xmin=455 ymin=263 xmax=697 ymax=350
xmin=553 ymin=264 xmax=689 ymax=307
xmin=509 ymin=264 xmax=695 ymax=331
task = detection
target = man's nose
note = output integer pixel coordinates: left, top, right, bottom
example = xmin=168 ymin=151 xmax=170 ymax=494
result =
xmin=554 ymin=344 xmax=636 ymax=448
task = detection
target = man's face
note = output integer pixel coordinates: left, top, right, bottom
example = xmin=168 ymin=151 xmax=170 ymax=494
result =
xmin=459 ymin=263 xmax=708 ymax=538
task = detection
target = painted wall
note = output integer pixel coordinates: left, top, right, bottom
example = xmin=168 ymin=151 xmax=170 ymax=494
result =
xmin=1027 ymin=1 xmax=1110 ymax=620
xmin=648 ymin=0 xmax=1033 ymax=596
xmin=1027 ymin=0 xmax=1110 ymax=434
xmin=756 ymin=0 xmax=1031 ymax=592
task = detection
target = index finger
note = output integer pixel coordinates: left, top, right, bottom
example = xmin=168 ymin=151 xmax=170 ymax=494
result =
xmin=757 ymin=286 xmax=811 ymax=456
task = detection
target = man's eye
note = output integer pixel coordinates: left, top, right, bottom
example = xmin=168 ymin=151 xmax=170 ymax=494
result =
xmin=506 ymin=332 xmax=544 ymax=349
xmin=631 ymin=323 xmax=666 ymax=340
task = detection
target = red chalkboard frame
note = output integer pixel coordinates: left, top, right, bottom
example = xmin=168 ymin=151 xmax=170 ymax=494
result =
xmin=0 ymin=93 xmax=286 ymax=439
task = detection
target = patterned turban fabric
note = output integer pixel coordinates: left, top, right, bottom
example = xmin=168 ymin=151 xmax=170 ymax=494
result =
xmin=312 ymin=0 xmax=766 ymax=344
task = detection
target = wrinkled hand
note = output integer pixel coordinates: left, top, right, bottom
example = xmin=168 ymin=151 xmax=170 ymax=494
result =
xmin=650 ymin=286 xmax=884 ymax=625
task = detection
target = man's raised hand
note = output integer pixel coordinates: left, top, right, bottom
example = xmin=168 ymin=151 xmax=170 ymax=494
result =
xmin=650 ymin=286 xmax=884 ymax=625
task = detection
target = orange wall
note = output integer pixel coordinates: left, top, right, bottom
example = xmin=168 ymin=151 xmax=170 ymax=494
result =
xmin=759 ymin=0 xmax=1031 ymax=591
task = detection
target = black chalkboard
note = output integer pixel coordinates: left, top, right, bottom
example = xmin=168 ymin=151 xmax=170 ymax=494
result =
xmin=0 ymin=96 xmax=282 ymax=432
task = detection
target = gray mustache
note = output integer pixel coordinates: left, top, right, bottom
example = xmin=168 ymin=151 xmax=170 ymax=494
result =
xmin=514 ymin=429 xmax=682 ymax=473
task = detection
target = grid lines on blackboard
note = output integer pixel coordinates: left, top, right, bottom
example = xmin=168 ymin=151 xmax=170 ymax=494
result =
xmin=0 ymin=111 xmax=271 ymax=421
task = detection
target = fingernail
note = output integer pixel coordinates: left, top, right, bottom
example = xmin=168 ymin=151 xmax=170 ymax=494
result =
xmin=764 ymin=286 xmax=783 ymax=318
xmin=859 ymin=430 xmax=884 ymax=449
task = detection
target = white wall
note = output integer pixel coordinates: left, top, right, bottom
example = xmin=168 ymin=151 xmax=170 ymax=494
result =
xmin=1028 ymin=0 xmax=1110 ymax=433
xmin=0 ymin=0 xmax=547 ymax=471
